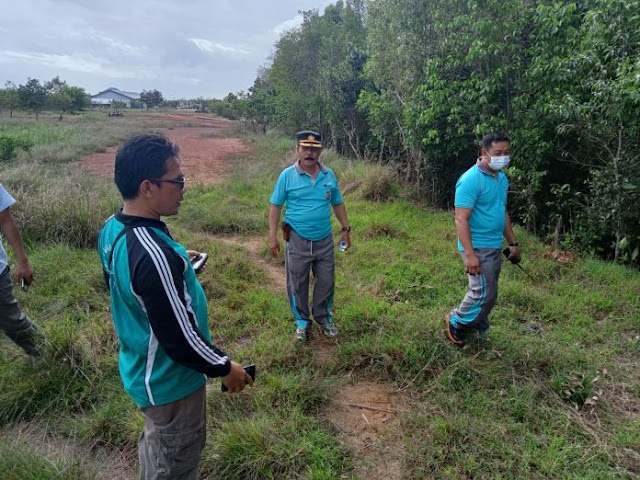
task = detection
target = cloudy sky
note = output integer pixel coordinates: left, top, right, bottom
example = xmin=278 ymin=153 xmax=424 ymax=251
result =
xmin=0 ymin=0 xmax=334 ymax=99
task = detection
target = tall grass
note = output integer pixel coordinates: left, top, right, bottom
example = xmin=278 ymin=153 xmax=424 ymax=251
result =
xmin=0 ymin=111 xmax=169 ymax=164
xmin=1 ymin=163 xmax=120 ymax=248
xmin=0 ymin=442 xmax=86 ymax=480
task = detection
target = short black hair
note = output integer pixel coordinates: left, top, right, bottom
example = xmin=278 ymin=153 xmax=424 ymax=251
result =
xmin=114 ymin=134 xmax=179 ymax=199
xmin=482 ymin=132 xmax=510 ymax=151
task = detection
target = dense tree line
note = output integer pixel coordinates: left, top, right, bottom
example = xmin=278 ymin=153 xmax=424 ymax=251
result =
xmin=219 ymin=0 xmax=639 ymax=264
xmin=0 ymin=77 xmax=90 ymax=119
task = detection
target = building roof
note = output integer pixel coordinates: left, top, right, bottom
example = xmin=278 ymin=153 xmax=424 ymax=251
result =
xmin=91 ymin=87 xmax=140 ymax=100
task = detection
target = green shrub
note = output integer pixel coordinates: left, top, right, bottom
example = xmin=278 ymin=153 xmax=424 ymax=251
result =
xmin=0 ymin=135 xmax=33 ymax=163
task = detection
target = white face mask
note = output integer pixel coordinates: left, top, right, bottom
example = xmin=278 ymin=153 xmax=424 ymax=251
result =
xmin=488 ymin=155 xmax=510 ymax=170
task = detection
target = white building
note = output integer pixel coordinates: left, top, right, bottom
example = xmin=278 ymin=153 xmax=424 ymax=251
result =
xmin=91 ymin=88 xmax=140 ymax=107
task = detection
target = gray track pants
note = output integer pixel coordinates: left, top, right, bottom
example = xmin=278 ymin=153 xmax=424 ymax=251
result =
xmin=0 ymin=266 xmax=39 ymax=356
xmin=449 ymin=248 xmax=502 ymax=335
xmin=285 ymin=230 xmax=335 ymax=330
xmin=139 ymin=385 xmax=206 ymax=480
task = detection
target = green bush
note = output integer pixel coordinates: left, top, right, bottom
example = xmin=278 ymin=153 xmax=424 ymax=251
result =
xmin=0 ymin=135 xmax=33 ymax=163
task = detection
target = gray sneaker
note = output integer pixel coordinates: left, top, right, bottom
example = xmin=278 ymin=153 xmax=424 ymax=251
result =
xmin=295 ymin=328 xmax=308 ymax=342
xmin=320 ymin=323 xmax=338 ymax=338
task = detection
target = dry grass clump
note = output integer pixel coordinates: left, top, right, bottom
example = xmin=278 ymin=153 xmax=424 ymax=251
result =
xmin=2 ymin=162 xmax=120 ymax=248
xmin=339 ymin=161 xmax=398 ymax=201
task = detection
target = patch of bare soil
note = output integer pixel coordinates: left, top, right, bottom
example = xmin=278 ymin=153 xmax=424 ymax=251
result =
xmin=326 ymin=380 xmax=407 ymax=480
xmin=0 ymin=423 xmax=136 ymax=479
xmin=78 ymin=113 xmax=251 ymax=185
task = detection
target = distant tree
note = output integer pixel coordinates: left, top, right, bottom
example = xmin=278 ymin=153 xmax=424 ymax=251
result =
xmin=18 ymin=78 xmax=46 ymax=120
xmin=43 ymin=76 xmax=90 ymax=117
xmin=0 ymin=81 xmax=19 ymax=117
xmin=140 ymin=89 xmax=164 ymax=109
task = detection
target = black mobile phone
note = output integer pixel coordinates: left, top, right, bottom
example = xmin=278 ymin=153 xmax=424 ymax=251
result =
xmin=221 ymin=364 xmax=256 ymax=392
xmin=191 ymin=253 xmax=208 ymax=274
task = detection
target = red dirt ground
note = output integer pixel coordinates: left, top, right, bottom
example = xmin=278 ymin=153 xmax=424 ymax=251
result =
xmin=79 ymin=112 xmax=251 ymax=185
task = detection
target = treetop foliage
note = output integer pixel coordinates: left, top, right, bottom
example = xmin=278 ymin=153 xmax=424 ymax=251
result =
xmin=214 ymin=0 xmax=640 ymax=264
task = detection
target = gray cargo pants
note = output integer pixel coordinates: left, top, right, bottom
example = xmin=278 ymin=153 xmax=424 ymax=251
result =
xmin=139 ymin=385 xmax=206 ymax=480
xmin=285 ymin=230 xmax=335 ymax=330
xmin=449 ymin=248 xmax=502 ymax=337
xmin=0 ymin=266 xmax=39 ymax=356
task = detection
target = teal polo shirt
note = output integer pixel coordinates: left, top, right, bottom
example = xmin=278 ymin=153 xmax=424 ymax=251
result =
xmin=270 ymin=162 xmax=344 ymax=241
xmin=454 ymin=161 xmax=509 ymax=251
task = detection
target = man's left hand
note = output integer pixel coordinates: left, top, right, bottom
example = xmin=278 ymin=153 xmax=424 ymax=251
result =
xmin=15 ymin=262 xmax=34 ymax=286
xmin=508 ymin=245 xmax=521 ymax=263
xmin=338 ymin=231 xmax=351 ymax=250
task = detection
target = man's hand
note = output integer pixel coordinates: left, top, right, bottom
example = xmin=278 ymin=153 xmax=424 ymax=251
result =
xmin=507 ymin=245 xmax=521 ymax=263
xmin=338 ymin=231 xmax=351 ymax=250
xmin=15 ymin=261 xmax=34 ymax=286
xmin=269 ymin=237 xmax=281 ymax=258
xmin=186 ymin=249 xmax=201 ymax=259
xmin=186 ymin=250 xmax=207 ymax=273
xmin=463 ymin=251 xmax=481 ymax=275
xmin=221 ymin=361 xmax=254 ymax=393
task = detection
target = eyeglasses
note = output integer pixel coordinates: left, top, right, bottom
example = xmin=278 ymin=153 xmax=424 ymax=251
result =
xmin=150 ymin=176 xmax=186 ymax=190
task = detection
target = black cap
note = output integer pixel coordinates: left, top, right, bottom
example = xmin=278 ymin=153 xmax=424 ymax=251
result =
xmin=296 ymin=130 xmax=322 ymax=148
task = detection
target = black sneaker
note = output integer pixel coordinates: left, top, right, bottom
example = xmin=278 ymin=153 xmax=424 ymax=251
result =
xmin=445 ymin=313 xmax=465 ymax=346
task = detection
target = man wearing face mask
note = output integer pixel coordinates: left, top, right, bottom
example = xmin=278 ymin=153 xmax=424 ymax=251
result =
xmin=445 ymin=132 xmax=521 ymax=346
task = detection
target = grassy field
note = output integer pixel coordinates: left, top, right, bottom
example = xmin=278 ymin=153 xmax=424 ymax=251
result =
xmin=0 ymin=111 xmax=638 ymax=479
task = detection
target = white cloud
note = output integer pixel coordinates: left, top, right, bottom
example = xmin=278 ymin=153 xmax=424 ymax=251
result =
xmin=0 ymin=50 xmax=145 ymax=79
xmin=94 ymin=35 xmax=148 ymax=56
xmin=189 ymin=38 xmax=250 ymax=56
xmin=272 ymin=15 xmax=303 ymax=36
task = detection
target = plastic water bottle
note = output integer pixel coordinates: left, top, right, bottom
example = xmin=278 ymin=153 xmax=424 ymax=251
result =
xmin=338 ymin=241 xmax=348 ymax=252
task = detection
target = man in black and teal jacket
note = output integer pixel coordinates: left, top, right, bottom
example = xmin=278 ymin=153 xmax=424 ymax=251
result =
xmin=98 ymin=134 xmax=252 ymax=480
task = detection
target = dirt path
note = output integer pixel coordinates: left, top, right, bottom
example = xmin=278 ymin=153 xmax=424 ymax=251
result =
xmin=217 ymin=235 xmax=406 ymax=478
xmin=327 ymin=381 xmax=407 ymax=480
xmin=79 ymin=112 xmax=250 ymax=185
xmin=214 ymin=235 xmax=286 ymax=292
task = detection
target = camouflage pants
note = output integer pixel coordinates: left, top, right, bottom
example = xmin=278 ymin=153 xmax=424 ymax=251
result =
xmin=0 ymin=266 xmax=39 ymax=356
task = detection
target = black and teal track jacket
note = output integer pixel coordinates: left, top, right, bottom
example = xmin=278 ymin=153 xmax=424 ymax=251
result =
xmin=98 ymin=210 xmax=230 ymax=408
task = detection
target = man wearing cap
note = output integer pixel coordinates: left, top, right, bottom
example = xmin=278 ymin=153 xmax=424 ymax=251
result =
xmin=445 ymin=132 xmax=521 ymax=346
xmin=269 ymin=130 xmax=351 ymax=342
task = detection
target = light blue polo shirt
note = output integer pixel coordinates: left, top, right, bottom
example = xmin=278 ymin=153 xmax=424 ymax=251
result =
xmin=454 ymin=162 xmax=509 ymax=251
xmin=270 ymin=162 xmax=344 ymax=241
xmin=0 ymin=184 xmax=16 ymax=272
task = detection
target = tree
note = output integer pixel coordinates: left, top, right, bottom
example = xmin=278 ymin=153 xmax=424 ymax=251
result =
xmin=18 ymin=78 xmax=46 ymax=120
xmin=0 ymin=81 xmax=19 ymax=117
xmin=553 ymin=0 xmax=640 ymax=261
xmin=140 ymin=89 xmax=164 ymax=109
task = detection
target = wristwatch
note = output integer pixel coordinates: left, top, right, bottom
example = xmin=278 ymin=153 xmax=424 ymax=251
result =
xmin=509 ymin=242 xmax=519 ymax=247
xmin=342 ymin=226 xmax=351 ymax=232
